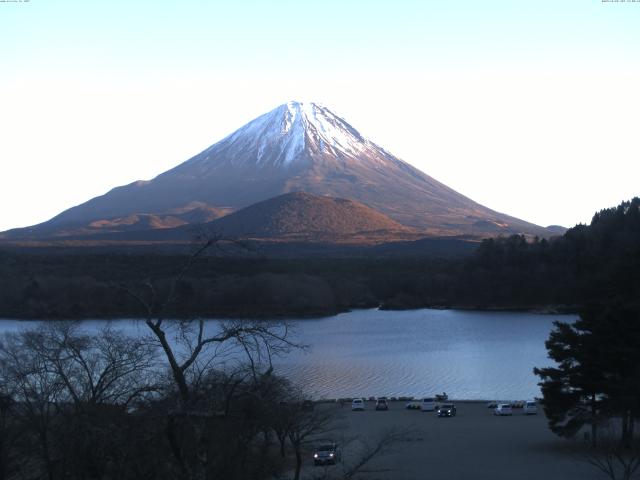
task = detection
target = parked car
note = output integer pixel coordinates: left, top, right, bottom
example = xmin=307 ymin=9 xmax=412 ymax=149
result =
xmin=313 ymin=442 xmax=341 ymax=466
xmin=494 ymin=403 xmax=513 ymax=416
xmin=436 ymin=403 xmax=457 ymax=417
xmin=351 ymin=398 xmax=365 ymax=411
xmin=421 ymin=398 xmax=436 ymax=412
xmin=523 ymin=401 xmax=538 ymax=415
xmin=375 ymin=398 xmax=389 ymax=410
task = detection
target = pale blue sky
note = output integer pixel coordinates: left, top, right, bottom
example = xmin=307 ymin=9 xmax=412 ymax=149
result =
xmin=1 ymin=0 xmax=639 ymax=231
xmin=4 ymin=1 xmax=638 ymax=76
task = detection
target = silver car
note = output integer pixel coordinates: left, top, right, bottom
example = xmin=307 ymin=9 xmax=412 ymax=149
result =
xmin=523 ymin=401 xmax=538 ymax=415
xmin=421 ymin=397 xmax=436 ymax=412
xmin=494 ymin=403 xmax=513 ymax=416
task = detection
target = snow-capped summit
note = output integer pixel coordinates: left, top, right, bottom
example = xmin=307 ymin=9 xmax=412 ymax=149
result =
xmin=4 ymin=102 xmax=554 ymax=239
xmin=187 ymin=101 xmax=383 ymax=171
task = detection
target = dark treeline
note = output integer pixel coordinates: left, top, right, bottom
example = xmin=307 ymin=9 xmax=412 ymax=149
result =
xmin=466 ymin=197 xmax=640 ymax=310
xmin=0 ymin=254 xmax=450 ymax=319
xmin=531 ymin=200 xmax=640 ymax=477
xmin=1 ymin=197 xmax=639 ymax=319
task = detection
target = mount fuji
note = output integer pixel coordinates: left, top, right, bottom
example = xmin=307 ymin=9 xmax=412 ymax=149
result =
xmin=3 ymin=101 xmax=555 ymax=241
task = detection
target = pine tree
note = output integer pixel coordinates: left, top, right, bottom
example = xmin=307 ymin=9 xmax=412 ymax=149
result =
xmin=535 ymin=304 xmax=640 ymax=447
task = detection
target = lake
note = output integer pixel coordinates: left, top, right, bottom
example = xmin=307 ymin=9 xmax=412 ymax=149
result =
xmin=0 ymin=309 xmax=572 ymax=401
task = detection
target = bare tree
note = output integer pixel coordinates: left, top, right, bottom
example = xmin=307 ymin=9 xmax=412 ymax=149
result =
xmin=0 ymin=389 xmax=18 ymax=480
xmin=122 ymin=237 xmax=299 ymax=406
xmin=581 ymin=426 xmax=640 ymax=480
xmin=18 ymin=322 xmax=159 ymax=409
xmin=1 ymin=331 xmax=66 ymax=480
xmin=120 ymin=236 xmax=302 ymax=480
xmin=1 ymin=323 xmax=161 ymax=480
xmin=286 ymin=405 xmax=336 ymax=480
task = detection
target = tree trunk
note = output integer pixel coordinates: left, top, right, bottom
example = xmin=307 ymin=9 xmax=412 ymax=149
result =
xmin=621 ymin=410 xmax=634 ymax=449
xmin=192 ymin=419 xmax=207 ymax=480
xmin=164 ymin=415 xmax=189 ymax=479
xmin=146 ymin=320 xmax=191 ymax=403
xmin=293 ymin=447 xmax=302 ymax=480
xmin=591 ymin=394 xmax=598 ymax=448
xmin=35 ymin=423 xmax=55 ymax=480
xmin=261 ymin=430 xmax=271 ymax=455
xmin=0 ymin=441 xmax=6 ymax=480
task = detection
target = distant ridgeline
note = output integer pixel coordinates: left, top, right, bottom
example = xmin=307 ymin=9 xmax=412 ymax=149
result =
xmin=0 ymin=198 xmax=638 ymax=319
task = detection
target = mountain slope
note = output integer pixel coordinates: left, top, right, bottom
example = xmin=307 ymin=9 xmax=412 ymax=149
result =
xmin=210 ymin=192 xmax=414 ymax=240
xmin=23 ymin=193 xmax=418 ymax=246
xmin=2 ymin=101 xmax=555 ymax=240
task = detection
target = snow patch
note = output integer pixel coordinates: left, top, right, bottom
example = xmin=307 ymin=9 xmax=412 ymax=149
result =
xmin=198 ymin=100 xmax=386 ymax=169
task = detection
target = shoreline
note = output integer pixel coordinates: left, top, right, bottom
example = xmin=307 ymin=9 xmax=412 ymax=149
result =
xmin=0 ymin=304 xmax=580 ymax=323
xmin=313 ymin=398 xmax=537 ymax=405
xmin=0 ymin=311 xmax=550 ymax=403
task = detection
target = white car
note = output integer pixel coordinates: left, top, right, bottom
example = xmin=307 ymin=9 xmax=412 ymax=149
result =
xmin=351 ymin=398 xmax=365 ymax=411
xmin=405 ymin=400 xmax=421 ymax=410
xmin=523 ymin=401 xmax=538 ymax=415
xmin=421 ymin=398 xmax=436 ymax=412
xmin=494 ymin=403 xmax=513 ymax=416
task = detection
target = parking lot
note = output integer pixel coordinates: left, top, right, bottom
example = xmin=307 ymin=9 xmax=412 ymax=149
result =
xmin=306 ymin=400 xmax=601 ymax=480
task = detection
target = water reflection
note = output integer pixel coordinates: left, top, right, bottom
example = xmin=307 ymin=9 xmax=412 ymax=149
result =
xmin=270 ymin=309 xmax=571 ymax=400
xmin=0 ymin=309 xmax=573 ymax=400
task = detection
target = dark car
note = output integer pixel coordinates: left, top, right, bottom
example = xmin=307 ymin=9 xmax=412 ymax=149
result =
xmin=313 ymin=442 xmax=341 ymax=466
xmin=375 ymin=398 xmax=389 ymax=411
xmin=436 ymin=403 xmax=457 ymax=417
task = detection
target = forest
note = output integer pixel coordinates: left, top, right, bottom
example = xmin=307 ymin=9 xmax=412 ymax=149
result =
xmin=0 ymin=197 xmax=638 ymax=320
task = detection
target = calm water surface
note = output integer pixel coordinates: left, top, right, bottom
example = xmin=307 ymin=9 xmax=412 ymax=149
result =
xmin=0 ymin=309 xmax=574 ymax=400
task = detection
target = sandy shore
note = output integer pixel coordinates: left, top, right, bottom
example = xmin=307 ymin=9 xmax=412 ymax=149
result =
xmin=305 ymin=400 xmax=600 ymax=480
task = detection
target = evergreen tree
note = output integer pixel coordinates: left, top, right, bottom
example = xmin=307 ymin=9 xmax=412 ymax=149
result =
xmin=534 ymin=316 xmax=608 ymax=446
xmin=535 ymin=304 xmax=640 ymax=446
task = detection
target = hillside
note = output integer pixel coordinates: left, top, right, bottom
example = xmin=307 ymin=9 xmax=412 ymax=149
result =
xmin=210 ymin=192 xmax=415 ymax=242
